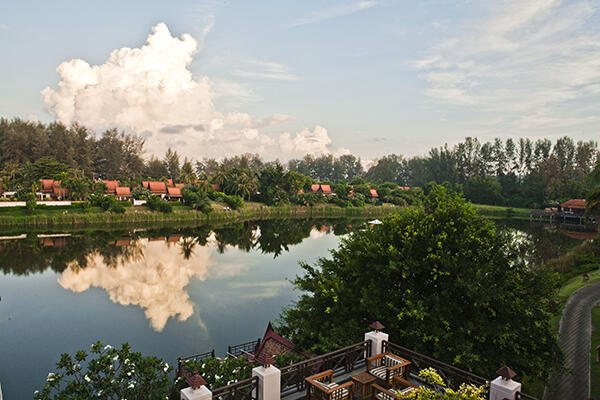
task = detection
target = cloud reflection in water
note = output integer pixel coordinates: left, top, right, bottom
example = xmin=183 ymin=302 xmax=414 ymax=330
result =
xmin=58 ymin=238 xmax=217 ymax=332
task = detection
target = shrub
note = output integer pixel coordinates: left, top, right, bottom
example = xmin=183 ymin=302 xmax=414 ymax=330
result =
xmin=223 ymin=194 xmax=244 ymax=210
xmin=34 ymin=341 xmax=172 ymax=400
xmin=26 ymin=198 xmax=37 ymax=214
xmin=146 ymin=195 xmax=173 ymax=213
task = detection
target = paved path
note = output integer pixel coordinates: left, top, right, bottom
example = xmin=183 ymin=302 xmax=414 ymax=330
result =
xmin=544 ymin=281 xmax=600 ymax=400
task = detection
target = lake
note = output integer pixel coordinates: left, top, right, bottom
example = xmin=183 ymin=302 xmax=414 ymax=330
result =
xmin=0 ymin=218 xmax=591 ymax=398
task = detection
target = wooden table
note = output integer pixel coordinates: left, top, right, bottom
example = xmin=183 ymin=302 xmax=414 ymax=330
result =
xmin=351 ymin=371 xmax=376 ymax=400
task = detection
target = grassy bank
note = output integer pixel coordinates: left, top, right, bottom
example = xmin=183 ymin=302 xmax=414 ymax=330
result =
xmin=472 ymin=203 xmax=531 ymax=220
xmin=0 ymin=202 xmax=399 ymax=231
xmin=592 ymin=306 xmax=600 ymax=398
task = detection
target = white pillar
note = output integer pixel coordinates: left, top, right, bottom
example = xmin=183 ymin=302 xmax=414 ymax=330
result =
xmin=181 ymin=385 xmax=212 ymax=400
xmin=365 ymin=330 xmax=389 ymax=356
xmin=252 ymin=365 xmax=281 ymax=400
xmin=489 ymin=377 xmax=521 ymax=400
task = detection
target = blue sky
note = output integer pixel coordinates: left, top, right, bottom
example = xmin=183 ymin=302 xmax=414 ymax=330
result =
xmin=1 ymin=0 xmax=599 ymax=160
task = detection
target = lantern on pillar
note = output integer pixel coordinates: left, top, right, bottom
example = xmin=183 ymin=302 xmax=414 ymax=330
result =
xmin=369 ymin=321 xmax=385 ymax=333
xmin=256 ymin=353 xmax=275 ymax=369
xmin=496 ymin=366 xmax=516 ymax=381
xmin=186 ymin=371 xmax=207 ymax=391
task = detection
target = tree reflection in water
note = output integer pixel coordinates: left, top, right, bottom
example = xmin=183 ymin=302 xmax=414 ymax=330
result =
xmin=0 ymin=219 xmax=357 ymax=331
xmin=0 ymin=218 xmax=586 ymax=332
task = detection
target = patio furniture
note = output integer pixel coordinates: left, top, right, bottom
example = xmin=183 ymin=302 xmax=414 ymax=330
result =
xmin=372 ymin=382 xmax=417 ymax=400
xmin=351 ymin=371 xmax=376 ymax=400
xmin=305 ymin=369 xmax=354 ymax=400
xmin=366 ymin=352 xmax=411 ymax=388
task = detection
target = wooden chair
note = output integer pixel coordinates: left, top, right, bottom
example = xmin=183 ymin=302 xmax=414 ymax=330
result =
xmin=366 ymin=352 xmax=411 ymax=388
xmin=305 ymin=369 xmax=354 ymax=400
xmin=372 ymin=382 xmax=417 ymax=400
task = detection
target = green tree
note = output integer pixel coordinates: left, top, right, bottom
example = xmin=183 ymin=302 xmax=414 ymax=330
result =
xmin=164 ymin=148 xmax=181 ymax=180
xmin=586 ymin=164 xmax=600 ymax=215
xmin=180 ymin=158 xmax=197 ymax=184
xmin=34 ymin=341 xmax=172 ymax=400
xmin=278 ymin=186 xmax=560 ymax=382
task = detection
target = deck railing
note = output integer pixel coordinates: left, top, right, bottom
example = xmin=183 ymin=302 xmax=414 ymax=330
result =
xmin=212 ymin=376 xmax=259 ymax=400
xmin=177 ymin=350 xmax=216 ymax=376
xmin=515 ymin=391 xmax=539 ymax=400
xmin=228 ymin=339 xmax=261 ymax=357
xmin=279 ymin=340 xmax=371 ymax=397
xmin=382 ymin=341 xmax=488 ymax=390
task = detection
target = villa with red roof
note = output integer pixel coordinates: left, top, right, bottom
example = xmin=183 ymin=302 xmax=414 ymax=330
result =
xmin=149 ymin=181 xmax=167 ymax=196
xmin=320 ymin=184 xmax=332 ymax=195
xmin=558 ymin=199 xmax=586 ymax=215
xmin=115 ymin=187 xmax=131 ymax=201
xmin=167 ymin=186 xmax=183 ymax=201
xmin=254 ymin=322 xmax=296 ymax=359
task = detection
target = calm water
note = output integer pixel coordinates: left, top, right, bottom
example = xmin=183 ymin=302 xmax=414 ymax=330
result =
xmin=0 ymin=218 xmax=592 ymax=398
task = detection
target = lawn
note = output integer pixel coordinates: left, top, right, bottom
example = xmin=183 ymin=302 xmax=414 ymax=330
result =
xmin=550 ymin=269 xmax=600 ymax=333
xmin=592 ymin=306 xmax=600 ymax=398
xmin=471 ymin=203 xmax=531 ymax=219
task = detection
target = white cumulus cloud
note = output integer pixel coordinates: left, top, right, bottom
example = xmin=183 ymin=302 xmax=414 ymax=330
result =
xmin=279 ymin=125 xmax=349 ymax=158
xmin=42 ymin=22 xmax=341 ymax=160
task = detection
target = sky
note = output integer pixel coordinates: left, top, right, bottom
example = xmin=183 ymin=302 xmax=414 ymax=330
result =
xmin=1 ymin=0 xmax=599 ymax=161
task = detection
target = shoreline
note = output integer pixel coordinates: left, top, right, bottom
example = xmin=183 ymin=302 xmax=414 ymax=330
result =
xmin=0 ymin=203 xmax=399 ymax=232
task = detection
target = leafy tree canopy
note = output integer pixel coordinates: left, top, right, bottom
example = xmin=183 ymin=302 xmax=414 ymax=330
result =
xmin=278 ymin=186 xmax=560 ymax=382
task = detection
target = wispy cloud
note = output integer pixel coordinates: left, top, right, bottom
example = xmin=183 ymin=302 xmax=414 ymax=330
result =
xmin=415 ymin=0 xmax=600 ymax=135
xmin=290 ymin=1 xmax=378 ymax=27
xmin=233 ymin=60 xmax=299 ymax=81
xmin=0 ymin=23 xmax=9 ymax=31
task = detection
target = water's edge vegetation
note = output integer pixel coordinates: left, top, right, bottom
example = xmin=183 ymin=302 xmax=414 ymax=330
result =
xmin=0 ymin=203 xmax=398 ymax=230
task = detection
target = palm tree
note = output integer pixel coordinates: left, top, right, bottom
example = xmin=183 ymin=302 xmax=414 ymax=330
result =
xmin=179 ymin=237 xmax=197 ymax=260
xmin=586 ymin=164 xmax=600 ymax=215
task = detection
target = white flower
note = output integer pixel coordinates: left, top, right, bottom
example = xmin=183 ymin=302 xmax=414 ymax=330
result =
xmin=46 ymin=373 xmax=56 ymax=382
xmin=163 ymin=362 xmax=169 ymax=372
xmin=113 ymin=355 xmax=119 ymax=361
xmin=124 ymin=358 xmax=130 ymax=365
xmin=128 ymin=383 xmax=135 ymax=389
xmin=104 ymin=345 xmax=113 ymax=350
xmin=84 ymin=374 xmax=91 ymax=382
xmin=97 ymin=390 xmax=103 ymax=396
xmin=34 ymin=390 xmax=39 ymax=394
xmin=127 ymin=372 xmax=132 ymax=376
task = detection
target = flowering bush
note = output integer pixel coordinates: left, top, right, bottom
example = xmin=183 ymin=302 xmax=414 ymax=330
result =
xmin=403 ymin=368 xmax=488 ymax=400
xmin=34 ymin=341 xmax=172 ymax=400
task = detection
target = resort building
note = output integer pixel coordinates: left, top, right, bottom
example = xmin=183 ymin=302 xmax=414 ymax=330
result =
xmin=557 ymin=199 xmax=586 ymax=216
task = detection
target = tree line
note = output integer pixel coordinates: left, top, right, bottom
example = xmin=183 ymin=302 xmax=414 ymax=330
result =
xmin=1 ymin=118 xmax=598 ymax=208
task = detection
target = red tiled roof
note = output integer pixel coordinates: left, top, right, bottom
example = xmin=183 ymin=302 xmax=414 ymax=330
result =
xmin=398 ymin=186 xmax=410 ymax=190
xmin=167 ymin=235 xmax=181 ymax=243
xmin=149 ymin=181 xmax=167 ymax=194
xmin=369 ymin=189 xmax=379 ymax=197
xmin=142 ymin=181 xmax=150 ymax=189
xmin=114 ymin=238 xmax=131 ymax=246
xmin=115 ymin=187 xmax=131 ymax=197
xmin=255 ymin=322 xmax=296 ymax=358
xmin=175 ymin=183 xmax=185 ymax=189
xmin=211 ymin=183 xmax=221 ymax=192
xmin=167 ymin=179 xmax=174 ymax=187
xmin=320 ymin=184 xmax=332 ymax=194
xmin=41 ymin=179 xmax=54 ymax=193
xmin=102 ymin=180 xmax=119 ymax=193
xmin=53 ymin=186 xmax=68 ymax=197
xmin=560 ymin=199 xmax=586 ymax=209
xmin=167 ymin=187 xmax=182 ymax=197
xmin=311 ymin=184 xmax=320 ymax=193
